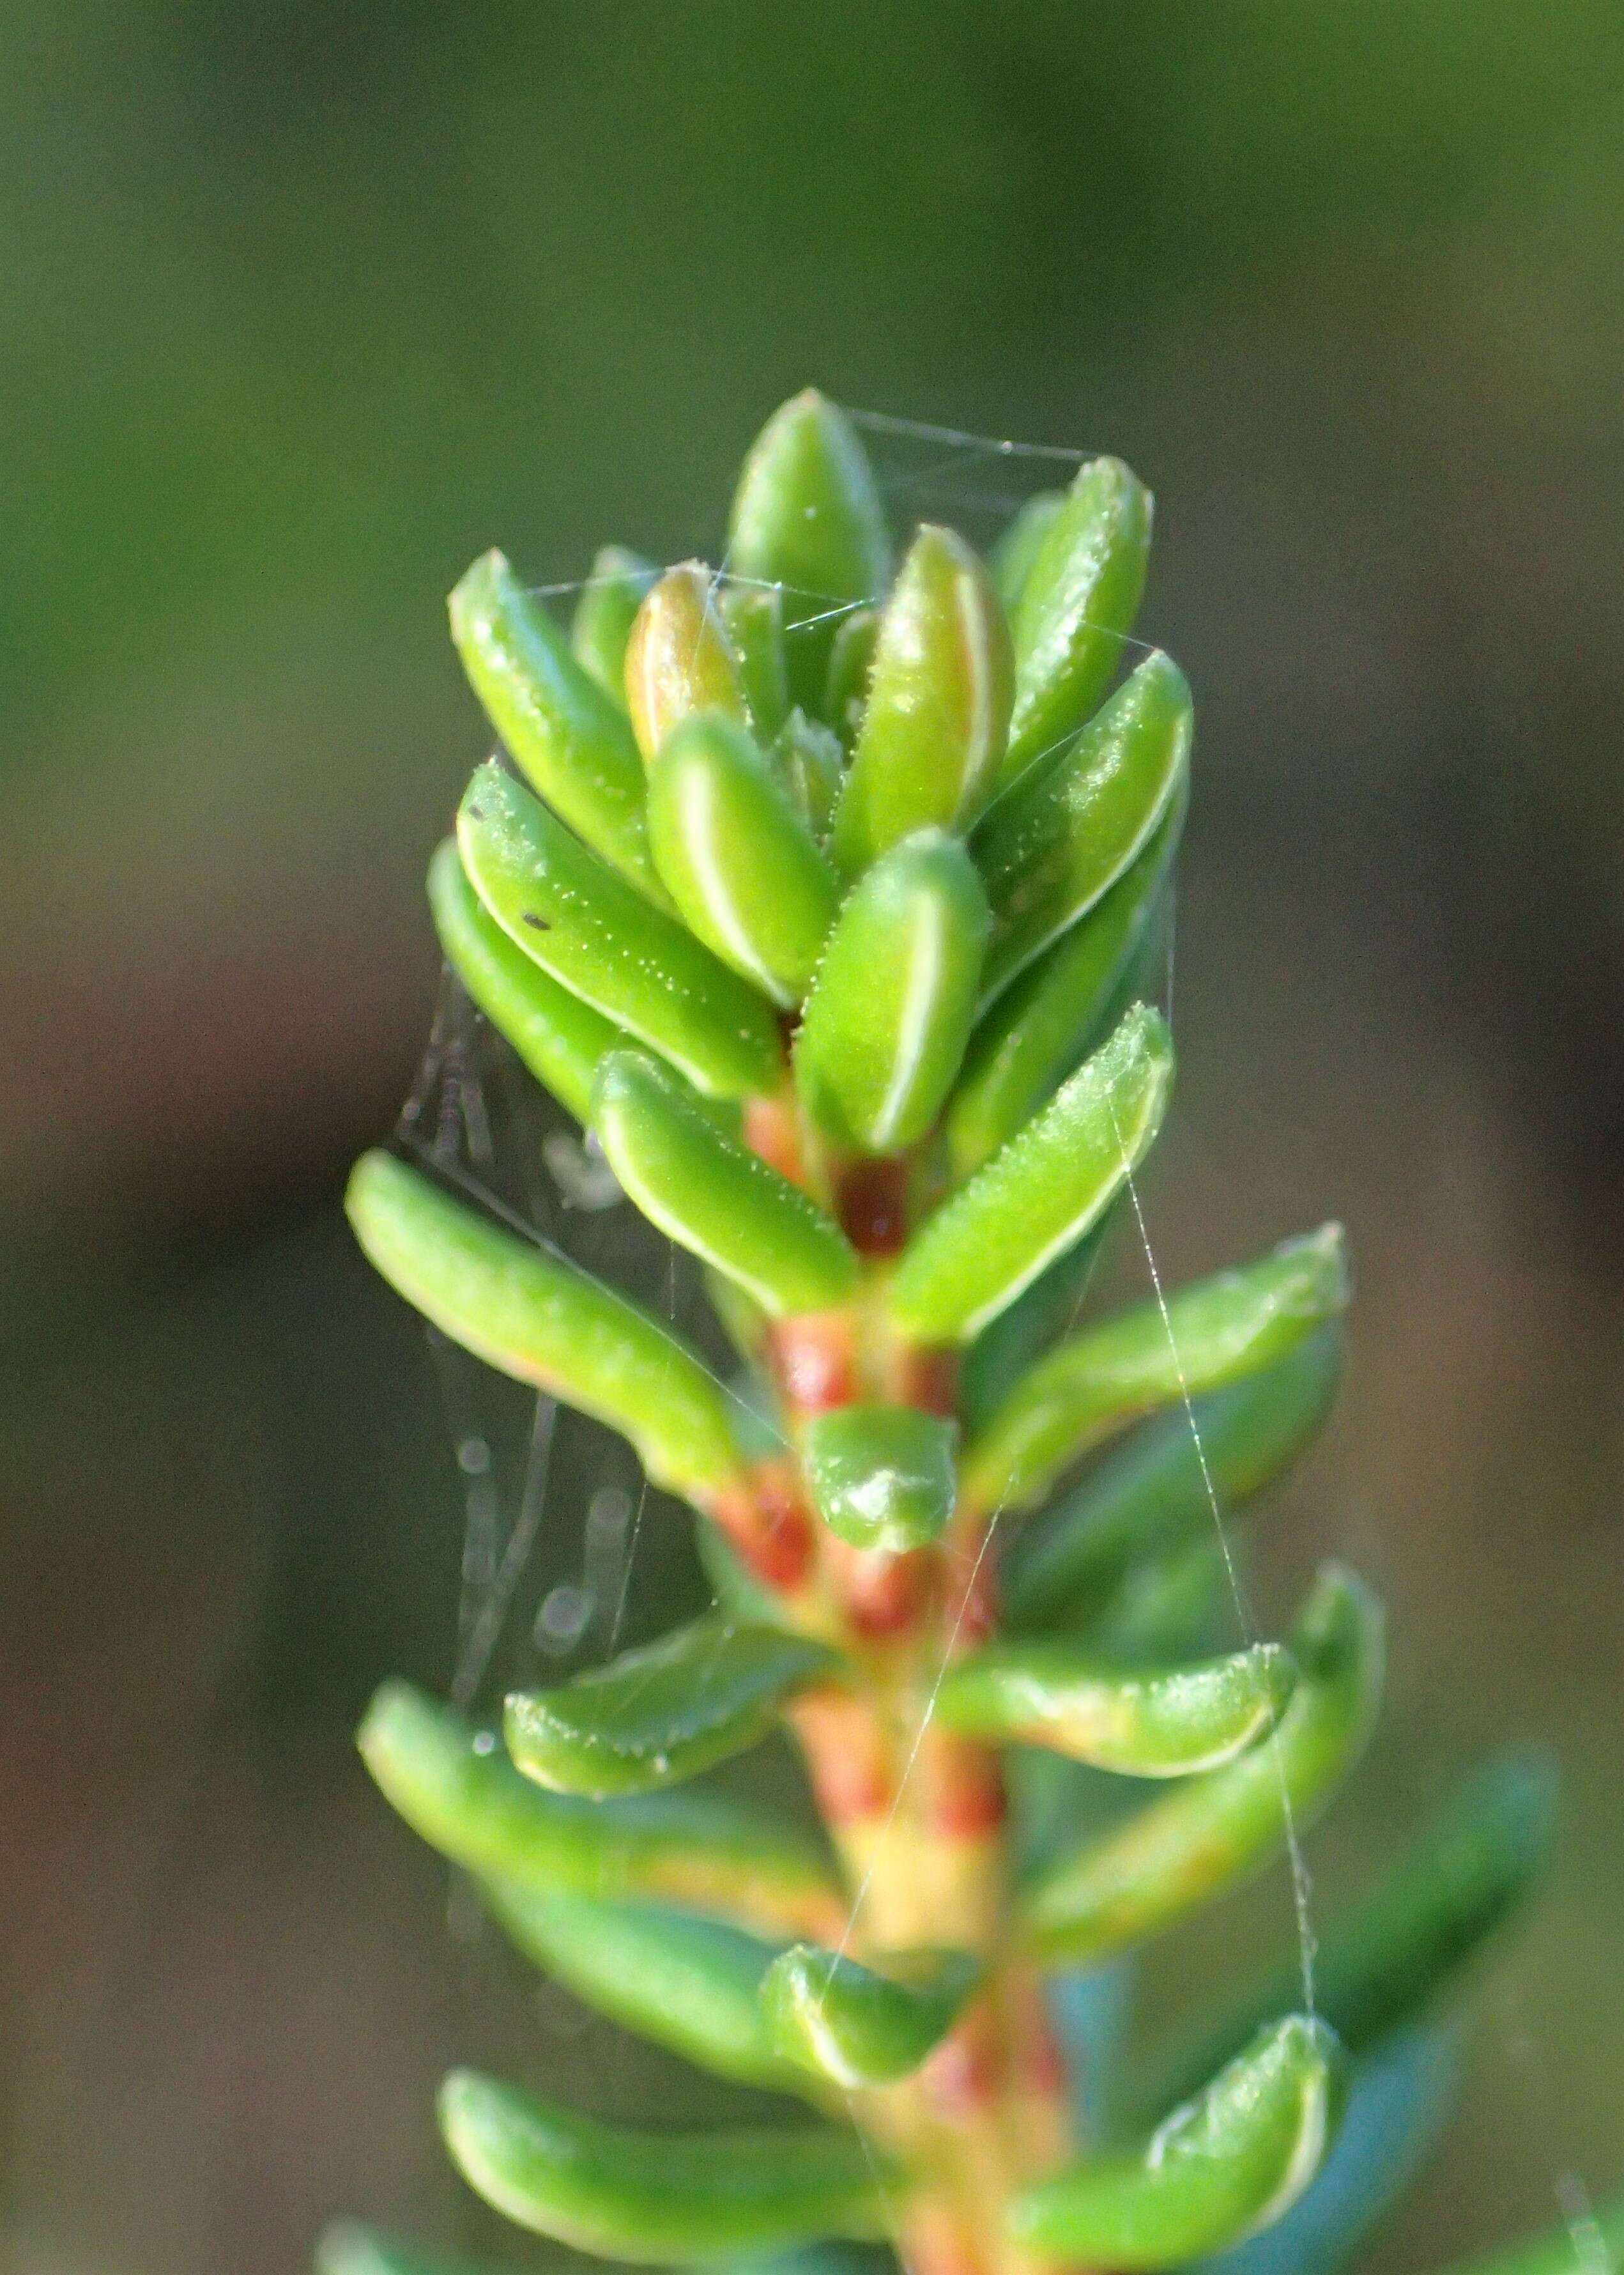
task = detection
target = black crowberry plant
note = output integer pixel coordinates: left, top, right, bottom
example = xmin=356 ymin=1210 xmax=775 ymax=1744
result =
xmin=326 ymin=392 xmax=1619 ymax=2275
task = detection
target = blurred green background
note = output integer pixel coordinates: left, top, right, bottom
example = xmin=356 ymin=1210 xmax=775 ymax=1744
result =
xmin=3 ymin=6 xmax=1621 ymax=2271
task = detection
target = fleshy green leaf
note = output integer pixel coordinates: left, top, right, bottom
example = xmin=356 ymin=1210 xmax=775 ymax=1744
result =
xmin=1008 ymin=2017 xmax=1342 ymax=2267
xmin=937 ymin=1639 xmax=1296 ymax=1777
xmin=1018 ymin=1566 xmax=1384 ymax=1963
xmin=802 ymin=1405 xmax=958 ymax=1552
xmin=823 ymin=608 xmax=880 ymax=746
xmin=1134 ymin=1751 xmax=1558 ymax=2114
xmin=592 ymin=1050 xmax=857 ymax=1316
xmin=772 ymin=707 xmax=846 ymax=842
xmin=963 ymin=1225 xmax=1349 ymax=1514
xmin=448 ymin=549 xmax=661 ymax=898
xmin=1002 ymin=1327 xmax=1344 ymax=1633
xmin=645 ymin=713 xmax=839 ymax=1006
xmin=482 ymin=1882 xmax=797 ymax=2092
xmin=889 ymin=1004 xmax=1172 ymax=1345
xmin=959 ymin=1212 xmax=1119 ymax=1431
xmin=721 ymin=582 xmax=793 ymax=741
xmin=439 ymin=2071 xmax=896 ymax=2262
xmin=974 ymin=651 xmax=1190 ymax=1005
xmin=1186 ymin=2027 xmax=1459 ymax=2275
xmin=762 ymin=1945 xmax=981 ymax=2088
xmin=947 ymin=783 xmax=1184 ymax=1175
xmin=1002 ymin=456 xmax=1153 ymax=784
xmin=990 ymin=490 xmax=1066 ymax=615
xmin=427 ymin=837 xmax=622 ymax=1127
xmin=504 ymin=1613 xmax=842 ymax=1797
xmin=358 ymin=1681 xmax=843 ymax=1941
xmin=346 ymin=1150 xmax=745 ymax=1506
xmin=728 ymin=389 xmax=892 ymax=713
xmin=571 ymin=544 xmax=656 ymax=701
xmin=795 ymin=830 xmax=989 ymax=1155
xmin=831 ymin=525 xmax=1013 ymax=873
xmin=624 ymin=561 xmax=752 ymax=762
xmin=458 ymin=760 xmax=782 ymax=1100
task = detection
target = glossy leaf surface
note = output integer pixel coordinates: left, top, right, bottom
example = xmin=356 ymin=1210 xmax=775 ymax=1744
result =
xmin=458 ymin=760 xmax=782 ymax=1099
xmin=937 ymin=1639 xmax=1295 ymax=1777
xmin=358 ymin=1682 xmax=843 ymax=1941
xmin=728 ymin=389 xmax=891 ymax=711
xmin=772 ymin=707 xmax=846 ymax=842
xmin=571 ymin=544 xmax=656 ymax=700
xmin=505 ymin=1613 xmax=841 ymax=1797
xmin=593 ymin=1051 xmax=857 ymax=1316
xmin=1009 ymin=2017 xmax=1341 ymax=2267
xmin=796 ymin=830 xmax=988 ymax=1153
xmin=440 ymin=2072 xmax=894 ymax=2262
xmin=948 ymin=784 xmax=1183 ymax=1174
xmin=484 ymin=1882 xmax=795 ymax=2092
xmin=890 ymin=1004 xmax=1172 ymax=1345
xmin=974 ymin=651 xmax=1190 ymax=1003
xmin=1003 ymin=456 xmax=1153 ymax=782
xmin=721 ymin=582 xmax=792 ymax=740
xmin=832 ymin=525 xmax=1013 ymax=872
xmin=624 ymin=561 xmax=751 ymax=762
xmin=1004 ymin=1328 xmax=1343 ymax=1632
xmin=990 ymin=489 xmax=1065 ymax=614
xmin=347 ymin=1152 xmax=744 ymax=1505
xmin=646 ymin=713 xmax=838 ymax=1005
xmin=802 ymin=1405 xmax=958 ymax=1552
xmin=448 ymin=549 xmax=659 ymax=896
xmin=1020 ymin=1566 xmax=1384 ymax=1961
xmin=427 ymin=838 xmax=622 ymax=1127
xmin=763 ymin=1945 xmax=981 ymax=2088
xmin=963 ymin=1225 xmax=1349 ymax=1514
xmin=1188 ymin=2028 xmax=1458 ymax=2275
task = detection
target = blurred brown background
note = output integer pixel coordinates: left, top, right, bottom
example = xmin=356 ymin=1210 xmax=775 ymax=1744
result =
xmin=1 ymin=5 xmax=1620 ymax=2271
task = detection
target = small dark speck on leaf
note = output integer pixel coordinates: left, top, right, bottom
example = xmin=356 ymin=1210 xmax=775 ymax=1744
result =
xmin=522 ymin=912 xmax=551 ymax=930
xmin=468 ymin=802 xmax=485 ymax=820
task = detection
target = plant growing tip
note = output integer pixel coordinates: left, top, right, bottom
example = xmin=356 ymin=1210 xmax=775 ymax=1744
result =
xmin=728 ymin=389 xmax=892 ymax=711
xmin=339 ymin=388 xmax=1584 ymax=2275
